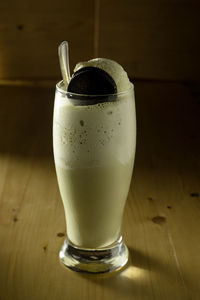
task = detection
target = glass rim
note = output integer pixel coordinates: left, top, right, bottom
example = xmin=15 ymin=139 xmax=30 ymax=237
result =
xmin=56 ymin=80 xmax=134 ymax=98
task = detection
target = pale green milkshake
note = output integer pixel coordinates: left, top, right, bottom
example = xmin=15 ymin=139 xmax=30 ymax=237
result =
xmin=53 ymin=58 xmax=136 ymax=273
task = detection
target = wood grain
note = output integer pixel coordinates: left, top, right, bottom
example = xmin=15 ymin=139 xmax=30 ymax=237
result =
xmin=0 ymin=82 xmax=200 ymax=299
xmin=0 ymin=0 xmax=200 ymax=82
xmin=0 ymin=0 xmax=94 ymax=80
xmin=98 ymin=0 xmax=200 ymax=81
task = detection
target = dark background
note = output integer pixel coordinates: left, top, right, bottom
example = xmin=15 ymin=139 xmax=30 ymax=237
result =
xmin=0 ymin=0 xmax=200 ymax=84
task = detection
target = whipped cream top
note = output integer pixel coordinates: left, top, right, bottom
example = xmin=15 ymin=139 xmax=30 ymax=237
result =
xmin=74 ymin=58 xmax=131 ymax=93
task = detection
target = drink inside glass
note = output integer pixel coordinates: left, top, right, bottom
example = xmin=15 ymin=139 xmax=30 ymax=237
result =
xmin=53 ymin=56 xmax=136 ymax=273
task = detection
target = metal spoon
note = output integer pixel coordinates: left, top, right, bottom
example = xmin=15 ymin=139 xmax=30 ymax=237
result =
xmin=58 ymin=41 xmax=71 ymax=88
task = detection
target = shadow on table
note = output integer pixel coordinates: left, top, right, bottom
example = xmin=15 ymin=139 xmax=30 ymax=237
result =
xmin=77 ymin=246 xmax=199 ymax=299
xmin=76 ymin=247 xmax=154 ymax=298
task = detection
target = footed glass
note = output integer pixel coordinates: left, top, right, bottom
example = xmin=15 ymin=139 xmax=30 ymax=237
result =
xmin=53 ymin=81 xmax=136 ymax=273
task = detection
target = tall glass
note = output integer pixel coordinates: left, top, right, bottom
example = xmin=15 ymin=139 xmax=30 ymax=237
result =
xmin=53 ymin=81 xmax=136 ymax=273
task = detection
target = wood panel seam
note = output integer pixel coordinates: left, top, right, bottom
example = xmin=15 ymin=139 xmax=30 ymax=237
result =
xmin=94 ymin=0 xmax=100 ymax=57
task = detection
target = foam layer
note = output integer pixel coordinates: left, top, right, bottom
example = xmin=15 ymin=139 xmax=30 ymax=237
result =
xmin=53 ymin=84 xmax=136 ymax=170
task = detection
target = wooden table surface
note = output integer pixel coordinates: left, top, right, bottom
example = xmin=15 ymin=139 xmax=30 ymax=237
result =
xmin=0 ymin=82 xmax=199 ymax=300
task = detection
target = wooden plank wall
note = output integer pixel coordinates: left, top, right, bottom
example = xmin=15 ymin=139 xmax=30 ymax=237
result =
xmin=98 ymin=0 xmax=200 ymax=81
xmin=0 ymin=0 xmax=95 ymax=80
xmin=0 ymin=0 xmax=199 ymax=82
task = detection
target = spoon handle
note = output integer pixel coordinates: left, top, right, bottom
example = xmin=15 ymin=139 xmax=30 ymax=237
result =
xmin=58 ymin=41 xmax=71 ymax=87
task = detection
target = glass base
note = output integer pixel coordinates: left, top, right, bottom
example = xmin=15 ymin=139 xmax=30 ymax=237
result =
xmin=59 ymin=236 xmax=129 ymax=274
